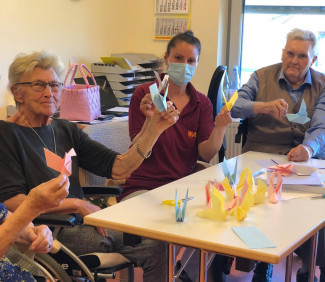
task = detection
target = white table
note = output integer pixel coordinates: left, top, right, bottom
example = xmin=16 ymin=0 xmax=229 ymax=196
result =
xmin=84 ymin=151 xmax=325 ymax=281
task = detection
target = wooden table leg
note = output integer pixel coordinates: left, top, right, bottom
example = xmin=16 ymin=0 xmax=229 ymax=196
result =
xmin=168 ymin=243 xmax=176 ymax=282
xmin=285 ymin=252 xmax=293 ymax=282
xmin=199 ymin=249 xmax=208 ymax=282
xmin=308 ymin=232 xmax=319 ymax=282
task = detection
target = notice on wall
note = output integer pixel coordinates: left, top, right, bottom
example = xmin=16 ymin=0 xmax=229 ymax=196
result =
xmin=154 ymin=17 xmax=190 ymax=40
xmin=155 ymin=0 xmax=190 ymax=14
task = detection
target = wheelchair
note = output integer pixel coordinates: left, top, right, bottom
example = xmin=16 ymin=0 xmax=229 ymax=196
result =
xmin=32 ymin=186 xmax=135 ymax=282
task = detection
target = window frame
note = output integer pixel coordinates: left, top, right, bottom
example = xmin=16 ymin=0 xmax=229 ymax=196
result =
xmin=227 ymin=0 xmax=325 ymax=83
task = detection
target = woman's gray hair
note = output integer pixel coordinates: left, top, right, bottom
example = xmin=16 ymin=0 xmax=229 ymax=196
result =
xmin=8 ymin=50 xmax=65 ymax=89
xmin=286 ymin=28 xmax=318 ymax=57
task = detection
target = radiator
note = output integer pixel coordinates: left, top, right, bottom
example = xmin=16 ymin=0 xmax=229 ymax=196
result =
xmin=225 ymin=121 xmax=242 ymax=159
xmin=209 ymin=120 xmax=243 ymax=165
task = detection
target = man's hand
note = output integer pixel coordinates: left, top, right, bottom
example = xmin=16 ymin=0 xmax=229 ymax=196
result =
xmin=254 ymin=99 xmax=288 ymax=119
xmin=77 ymin=199 xmax=108 ymax=237
xmin=287 ymin=144 xmax=313 ymax=162
xmin=27 ymin=174 xmax=69 ymax=214
xmin=214 ymin=109 xmax=232 ymax=128
xmin=140 ymin=94 xmax=155 ymax=118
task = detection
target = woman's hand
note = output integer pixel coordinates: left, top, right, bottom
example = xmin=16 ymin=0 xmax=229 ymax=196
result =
xmin=29 ymin=225 xmax=53 ymax=253
xmin=16 ymin=224 xmax=53 ymax=253
xmin=214 ymin=109 xmax=232 ymax=128
xmin=27 ymin=174 xmax=70 ymax=214
xmin=140 ymin=94 xmax=155 ymax=118
xmin=148 ymin=101 xmax=180 ymax=134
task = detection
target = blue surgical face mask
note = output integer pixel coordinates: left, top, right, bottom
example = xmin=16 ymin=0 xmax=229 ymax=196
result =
xmin=167 ymin=62 xmax=196 ymax=86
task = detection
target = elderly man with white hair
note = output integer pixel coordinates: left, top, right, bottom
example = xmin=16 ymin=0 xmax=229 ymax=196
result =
xmin=231 ymin=28 xmax=325 ymax=282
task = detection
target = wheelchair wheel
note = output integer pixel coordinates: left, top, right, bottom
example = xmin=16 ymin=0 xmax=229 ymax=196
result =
xmin=34 ymin=253 xmax=72 ymax=282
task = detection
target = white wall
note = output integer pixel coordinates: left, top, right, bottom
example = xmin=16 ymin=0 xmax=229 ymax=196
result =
xmin=0 ymin=0 xmax=226 ymax=120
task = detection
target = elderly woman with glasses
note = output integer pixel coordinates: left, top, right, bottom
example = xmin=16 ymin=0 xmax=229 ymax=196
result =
xmin=0 ymin=68 xmax=69 ymax=281
xmin=0 ymin=51 xmax=179 ymax=282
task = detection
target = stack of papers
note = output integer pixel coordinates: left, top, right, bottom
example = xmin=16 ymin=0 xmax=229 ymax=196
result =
xmin=254 ymin=159 xmax=325 ymax=194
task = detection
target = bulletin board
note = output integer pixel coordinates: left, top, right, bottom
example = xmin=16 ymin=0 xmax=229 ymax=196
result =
xmin=154 ymin=0 xmax=191 ymax=40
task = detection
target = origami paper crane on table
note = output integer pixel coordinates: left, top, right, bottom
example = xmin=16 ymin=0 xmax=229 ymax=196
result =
xmin=149 ymin=71 xmax=169 ymax=112
xmin=268 ymin=161 xmax=317 ymax=177
xmin=175 ymin=188 xmax=189 ymax=222
xmin=222 ymin=157 xmax=238 ymax=186
xmin=231 ymin=180 xmax=255 ymax=221
xmin=286 ymin=99 xmax=310 ymax=124
xmin=197 ymin=186 xmax=228 ymax=220
xmin=44 ymin=148 xmax=76 ymax=176
xmin=268 ymin=172 xmax=283 ymax=204
xmin=253 ymin=179 xmax=267 ymax=204
xmin=198 ymin=167 xmax=267 ymax=221
xmin=268 ymin=163 xmax=293 ymax=177
xmin=221 ymin=90 xmax=239 ymax=112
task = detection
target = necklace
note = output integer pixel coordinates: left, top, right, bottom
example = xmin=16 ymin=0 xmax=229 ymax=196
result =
xmin=19 ymin=116 xmax=57 ymax=155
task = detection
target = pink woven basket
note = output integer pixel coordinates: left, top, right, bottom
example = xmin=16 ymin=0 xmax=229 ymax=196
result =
xmin=60 ymin=64 xmax=101 ymax=121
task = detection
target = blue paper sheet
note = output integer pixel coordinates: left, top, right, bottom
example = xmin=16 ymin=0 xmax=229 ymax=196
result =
xmin=232 ymin=226 xmax=276 ymax=249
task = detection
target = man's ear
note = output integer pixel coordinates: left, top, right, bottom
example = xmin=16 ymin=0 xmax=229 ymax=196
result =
xmin=310 ymin=55 xmax=318 ymax=67
xmin=11 ymin=86 xmax=24 ymax=104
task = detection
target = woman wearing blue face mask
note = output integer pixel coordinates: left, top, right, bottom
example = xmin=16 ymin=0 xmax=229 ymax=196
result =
xmin=121 ymin=29 xmax=233 ymax=281
xmin=121 ymin=30 xmax=232 ymax=201
xmin=122 ymin=30 xmax=232 ymax=281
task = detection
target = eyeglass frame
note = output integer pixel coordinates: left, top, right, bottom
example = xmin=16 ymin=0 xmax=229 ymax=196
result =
xmin=14 ymin=81 xmax=63 ymax=92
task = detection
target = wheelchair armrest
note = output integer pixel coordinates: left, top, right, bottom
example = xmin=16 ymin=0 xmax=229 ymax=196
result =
xmin=82 ymin=185 xmax=123 ymax=197
xmin=33 ymin=213 xmax=77 ymax=226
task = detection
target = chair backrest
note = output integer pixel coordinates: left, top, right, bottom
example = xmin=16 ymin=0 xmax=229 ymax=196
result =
xmin=235 ymin=118 xmax=248 ymax=148
xmin=207 ymin=65 xmax=226 ymax=119
xmin=81 ymin=121 xmax=131 ymax=185
xmin=207 ymin=65 xmax=226 ymax=162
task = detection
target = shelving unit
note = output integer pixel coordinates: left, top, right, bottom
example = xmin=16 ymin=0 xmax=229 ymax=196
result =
xmin=91 ymin=53 xmax=162 ymax=106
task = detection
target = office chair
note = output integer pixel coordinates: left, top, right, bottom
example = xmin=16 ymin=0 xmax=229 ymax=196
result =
xmin=235 ymin=118 xmax=249 ymax=148
xmin=207 ymin=65 xmax=227 ymax=162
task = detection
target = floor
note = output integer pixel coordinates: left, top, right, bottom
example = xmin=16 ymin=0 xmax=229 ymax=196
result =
xmin=110 ymin=253 xmax=321 ymax=281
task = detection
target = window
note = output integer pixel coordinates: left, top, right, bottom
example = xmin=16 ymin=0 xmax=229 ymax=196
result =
xmin=229 ymin=0 xmax=325 ymax=85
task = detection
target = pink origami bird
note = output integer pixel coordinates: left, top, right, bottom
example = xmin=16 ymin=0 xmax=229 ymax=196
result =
xmin=44 ymin=148 xmax=76 ymax=176
xmin=268 ymin=163 xmax=293 ymax=177
xmin=268 ymin=172 xmax=283 ymax=204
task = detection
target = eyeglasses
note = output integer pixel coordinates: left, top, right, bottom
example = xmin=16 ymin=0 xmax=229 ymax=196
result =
xmin=15 ymin=81 xmax=63 ymax=92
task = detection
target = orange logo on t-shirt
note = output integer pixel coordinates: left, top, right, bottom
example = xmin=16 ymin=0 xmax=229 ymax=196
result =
xmin=188 ymin=131 xmax=197 ymax=138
